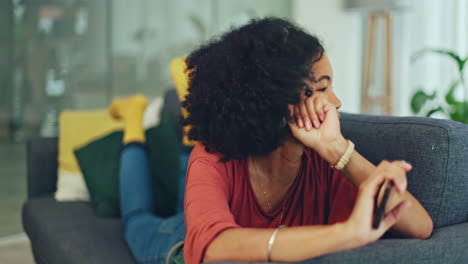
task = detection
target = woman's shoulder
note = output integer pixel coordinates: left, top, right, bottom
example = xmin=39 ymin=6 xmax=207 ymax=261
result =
xmin=190 ymin=142 xmax=224 ymax=163
xmin=187 ymin=143 xmax=239 ymax=187
xmin=188 ymin=143 xmax=238 ymax=174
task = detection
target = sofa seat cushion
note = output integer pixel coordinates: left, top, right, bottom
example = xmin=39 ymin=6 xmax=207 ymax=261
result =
xmin=212 ymin=223 xmax=468 ymax=264
xmin=296 ymin=222 xmax=468 ymax=264
xmin=22 ymin=197 xmax=135 ymax=264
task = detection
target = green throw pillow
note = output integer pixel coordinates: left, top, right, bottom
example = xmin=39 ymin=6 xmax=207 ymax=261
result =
xmin=74 ymin=111 xmax=181 ymax=217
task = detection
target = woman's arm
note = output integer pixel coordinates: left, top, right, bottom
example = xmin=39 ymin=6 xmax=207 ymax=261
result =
xmin=290 ymin=97 xmax=434 ymax=240
xmin=205 ymin=224 xmax=353 ymax=263
xmin=189 ymin=154 xmax=351 ymax=264
xmin=204 ymin=160 xmax=412 ymax=263
xmin=326 ymin=139 xmax=433 ymax=239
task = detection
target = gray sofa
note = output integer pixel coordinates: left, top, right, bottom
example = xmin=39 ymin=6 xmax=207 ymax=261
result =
xmin=22 ymin=113 xmax=468 ymax=264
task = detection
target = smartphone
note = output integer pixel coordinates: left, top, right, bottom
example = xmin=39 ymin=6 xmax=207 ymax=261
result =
xmin=373 ymin=180 xmax=394 ymax=229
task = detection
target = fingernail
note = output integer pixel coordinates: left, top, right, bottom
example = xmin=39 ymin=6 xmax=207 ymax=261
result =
xmin=399 ymin=183 xmax=407 ymax=194
xmin=305 ymin=120 xmax=312 ymax=130
xmin=398 ymin=186 xmax=404 ymax=194
xmin=313 ymin=120 xmax=320 ymax=128
xmin=401 ymin=160 xmax=413 ymax=167
xmin=298 ymin=118 xmax=304 ymax=128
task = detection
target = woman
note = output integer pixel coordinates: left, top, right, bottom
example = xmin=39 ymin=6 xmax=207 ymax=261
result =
xmin=111 ymin=18 xmax=433 ymax=264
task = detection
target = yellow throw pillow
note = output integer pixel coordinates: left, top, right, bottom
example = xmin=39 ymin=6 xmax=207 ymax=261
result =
xmin=55 ymin=110 xmax=123 ymax=201
xmin=55 ymin=97 xmax=163 ymax=201
xmin=170 ymin=56 xmax=197 ymax=147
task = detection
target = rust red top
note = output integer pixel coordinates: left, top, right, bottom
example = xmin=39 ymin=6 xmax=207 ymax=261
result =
xmin=183 ymin=143 xmax=357 ymax=264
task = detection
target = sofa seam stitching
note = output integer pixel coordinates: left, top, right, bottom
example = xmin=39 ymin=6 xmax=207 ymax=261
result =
xmin=341 ymin=118 xmax=454 ymax=131
xmin=434 ymin=125 xmax=451 ymax=227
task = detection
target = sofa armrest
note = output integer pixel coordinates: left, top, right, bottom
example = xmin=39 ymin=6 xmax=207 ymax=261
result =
xmin=27 ymin=137 xmax=58 ymax=199
xmin=340 ymin=113 xmax=468 ymax=228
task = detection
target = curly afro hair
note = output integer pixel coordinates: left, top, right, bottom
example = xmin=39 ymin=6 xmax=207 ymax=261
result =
xmin=182 ymin=17 xmax=324 ymax=161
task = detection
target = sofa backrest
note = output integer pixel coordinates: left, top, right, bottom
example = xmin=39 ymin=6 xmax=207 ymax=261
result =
xmin=27 ymin=113 xmax=468 ymax=228
xmin=341 ymin=113 xmax=468 ymax=228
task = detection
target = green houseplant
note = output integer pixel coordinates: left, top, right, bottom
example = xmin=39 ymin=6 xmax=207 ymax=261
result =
xmin=410 ymin=49 xmax=468 ymax=124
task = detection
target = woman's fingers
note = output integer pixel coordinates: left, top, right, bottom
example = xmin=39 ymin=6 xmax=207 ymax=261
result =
xmin=378 ymin=200 xmax=412 ymax=234
xmin=292 ymin=94 xmax=335 ymax=131
xmin=351 ymin=174 xmax=386 ymax=221
xmin=296 ymin=96 xmax=330 ymax=131
xmin=385 ymin=161 xmax=409 ymax=194
xmin=359 ymin=164 xmax=389 ymax=198
xmin=393 ymin=160 xmax=413 ymax=172
xmin=369 ymin=161 xmax=408 ymax=194
xmin=354 ymin=161 xmax=407 ymax=213
xmin=294 ymin=105 xmax=304 ymax=128
xmin=348 ymin=160 xmax=412 ymax=244
xmin=299 ymin=102 xmax=313 ymax=130
xmin=313 ymin=96 xmax=325 ymax=122
xmin=305 ymin=101 xmax=320 ymax=130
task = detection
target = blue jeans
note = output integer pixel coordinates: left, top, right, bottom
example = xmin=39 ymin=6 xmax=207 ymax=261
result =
xmin=120 ymin=143 xmax=188 ymax=264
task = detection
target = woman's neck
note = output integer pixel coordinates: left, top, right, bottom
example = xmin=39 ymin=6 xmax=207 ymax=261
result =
xmin=250 ymin=136 xmax=304 ymax=184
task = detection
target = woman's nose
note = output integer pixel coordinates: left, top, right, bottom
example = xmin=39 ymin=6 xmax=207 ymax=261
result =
xmin=329 ymin=92 xmax=342 ymax=110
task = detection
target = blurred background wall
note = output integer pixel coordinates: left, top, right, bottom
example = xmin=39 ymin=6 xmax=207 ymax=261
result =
xmin=0 ymin=0 xmax=292 ymax=238
xmin=0 ymin=0 xmax=467 ymax=239
xmin=295 ymin=0 xmax=468 ymax=116
xmin=0 ymin=0 xmax=292 ymax=141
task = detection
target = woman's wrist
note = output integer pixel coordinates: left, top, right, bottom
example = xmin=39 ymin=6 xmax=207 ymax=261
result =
xmin=331 ymin=222 xmax=361 ymax=252
xmin=317 ymin=136 xmax=348 ymax=165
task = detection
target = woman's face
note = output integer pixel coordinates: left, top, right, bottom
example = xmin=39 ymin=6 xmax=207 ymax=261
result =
xmin=303 ymin=53 xmax=342 ymax=109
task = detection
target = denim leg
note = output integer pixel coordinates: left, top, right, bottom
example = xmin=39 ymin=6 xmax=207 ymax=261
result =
xmin=124 ymin=213 xmax=186 ymax=264
xmin=120 ymin=143 xmax=186 ymax=264
xmin=175 ymin=150 xmax=190 ymax=214
xmin=120 ymin=143 xmax=153 ymax=219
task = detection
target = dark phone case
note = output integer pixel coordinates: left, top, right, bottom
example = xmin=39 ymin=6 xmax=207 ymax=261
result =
xmin=372 ymin=181 xmax=394 ymax=229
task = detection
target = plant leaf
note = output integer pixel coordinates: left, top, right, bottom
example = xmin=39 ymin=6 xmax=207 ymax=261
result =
xmin=430 ymin=49 xmax=464 ymax=72
xmin=445 ymin=79 xmax=460 ymax=105
xmin=411 ymin=49 xmax=465 ymax=73
xmin=462 ymin=56 xmax=468 ymax=72
xmin=410 ymin=49 xmax=428 ymax=64
xmin=426 ymin=107 xmax=444 ymax=117
xmin=410 ymin=90 xmax=436 ymax=114
xmin=449 ymin=101 xmax=468 ymax=123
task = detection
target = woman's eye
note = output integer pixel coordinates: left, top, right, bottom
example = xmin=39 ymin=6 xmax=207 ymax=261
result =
xmin=317 ymin=87 xmax=327 ymax=92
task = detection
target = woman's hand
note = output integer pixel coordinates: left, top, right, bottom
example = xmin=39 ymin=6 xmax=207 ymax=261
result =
xmin=288 ymin=94 xmax=347 ymax=164
xmin=344 ymin=160 xmax=412 ymax=246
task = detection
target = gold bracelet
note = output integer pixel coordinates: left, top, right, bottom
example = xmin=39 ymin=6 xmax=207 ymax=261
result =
xmin=267 ymin=225 xmax=285 ymax=262
xmin=331 ymin=140 xmax=354 ymax=170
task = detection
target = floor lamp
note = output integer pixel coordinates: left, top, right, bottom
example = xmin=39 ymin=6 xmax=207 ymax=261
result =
xmin=361 ymin=11 xmax=393 ymax=115
xmin=346 ymin=0 xmax=411 ymax=115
